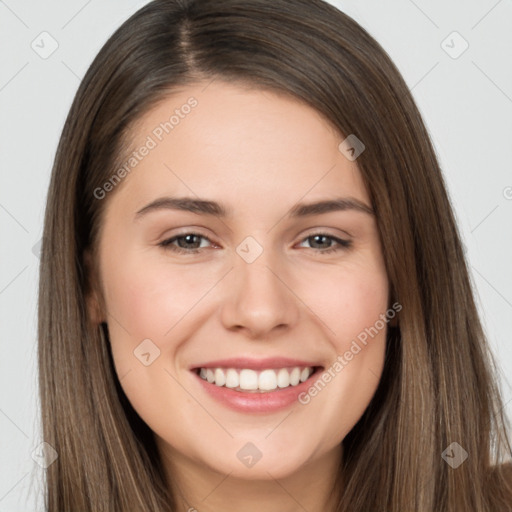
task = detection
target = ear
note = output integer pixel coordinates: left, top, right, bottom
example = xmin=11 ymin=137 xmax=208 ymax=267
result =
xmin=83 ymin=248 xmax=106 ymax=325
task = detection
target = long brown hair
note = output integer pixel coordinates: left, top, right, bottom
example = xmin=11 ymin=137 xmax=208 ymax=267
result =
xmin=38 ymin=0 xmax=512 ymax=510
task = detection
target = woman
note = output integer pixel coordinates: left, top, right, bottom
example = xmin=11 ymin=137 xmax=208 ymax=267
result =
xmin=38 ymin=0 xmax=512 ymax=510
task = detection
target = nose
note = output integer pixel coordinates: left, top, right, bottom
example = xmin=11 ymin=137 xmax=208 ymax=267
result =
xmin=220 ymin=250 xmax=300 ymax=339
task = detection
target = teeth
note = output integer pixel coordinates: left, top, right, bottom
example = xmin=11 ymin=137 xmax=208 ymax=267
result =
xmin=239 ymin=369 xmax=259 ymax=390
xmin=197 ymin=366 xmax=315 ymax=392
xmin=277 ymin=368 xmax=290 ymax=388
xmin=290 ymin=367 xmax=300 ymax=386
xmin=214 ymin=368 xmax=226 ymax=386
xmin=259 ymin=369 xmax=277 ymax=390
xmin=225 ymin=369 xmax=239 ymax=388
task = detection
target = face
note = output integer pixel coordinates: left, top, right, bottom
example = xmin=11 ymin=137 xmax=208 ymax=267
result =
xmin=90 ymin=80 xmax=390 ymax=484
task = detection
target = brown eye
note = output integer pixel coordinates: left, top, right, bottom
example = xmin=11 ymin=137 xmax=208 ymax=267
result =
xmin=159 ymin=233 xmax=213 ymax=254
xmin=298 ymin=233 xmax=352 ymax=254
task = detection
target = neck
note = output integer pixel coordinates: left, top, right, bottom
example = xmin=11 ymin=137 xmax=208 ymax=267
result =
xmin=161 ymin=444 xmax=343 ymax=512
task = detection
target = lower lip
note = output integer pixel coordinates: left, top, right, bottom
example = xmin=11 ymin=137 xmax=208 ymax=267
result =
xmin=191 ymin=368 xmax=321 ymax=413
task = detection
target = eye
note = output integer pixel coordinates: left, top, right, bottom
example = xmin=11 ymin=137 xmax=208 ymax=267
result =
xmin=297 ymin=233 xmax=352 ymax=254
xmin=159 ymin=233 xmax=214 ymax=254
xmin=158 ymin=231 xmax=352 ymax=255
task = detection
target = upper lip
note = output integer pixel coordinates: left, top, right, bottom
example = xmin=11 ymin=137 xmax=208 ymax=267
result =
xmin=190 ymin=357 xmax=323 ymax=371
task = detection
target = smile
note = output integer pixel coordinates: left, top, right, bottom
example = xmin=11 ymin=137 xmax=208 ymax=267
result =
xmin=196 ymin=366 xmax=317 ymax=393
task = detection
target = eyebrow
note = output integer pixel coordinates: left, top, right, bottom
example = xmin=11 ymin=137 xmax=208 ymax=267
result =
xmin=134 ymin=195 xmax=374 ymax=220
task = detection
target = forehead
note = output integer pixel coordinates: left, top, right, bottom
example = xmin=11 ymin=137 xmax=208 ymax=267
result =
xmin=108 ymin=80 xmax=370 ymax=216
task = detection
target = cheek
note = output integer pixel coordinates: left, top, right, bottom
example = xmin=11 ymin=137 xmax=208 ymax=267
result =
xmin=102 ymin=251 xmax=217 ymax=338
xmin=293 ymin=261 xmax=389 ymax=438
xmin=99 ymin=250 xmax=226 ymax=386
xmin=300 ymin=259 xmax=389 ymax=345
xmin=99 ymin=255 xmax=200 ymax=428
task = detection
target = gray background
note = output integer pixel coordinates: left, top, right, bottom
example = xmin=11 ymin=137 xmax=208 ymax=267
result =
xmin=1 ymin=0 xmax=511 ymax=510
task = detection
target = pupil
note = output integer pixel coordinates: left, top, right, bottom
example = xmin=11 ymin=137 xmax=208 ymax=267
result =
xmin=312 ymin=235 xmax=328 ymax=248
xmin=180 ymin=234 xmax=199 ymax=248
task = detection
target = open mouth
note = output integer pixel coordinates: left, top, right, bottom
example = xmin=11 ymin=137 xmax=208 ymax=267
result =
xmin=193 ymin=365 xmax=324 ymax=393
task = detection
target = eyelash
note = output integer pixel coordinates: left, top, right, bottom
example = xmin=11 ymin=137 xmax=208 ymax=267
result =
xmin=158 ymin=232 xmax=352 ymax=255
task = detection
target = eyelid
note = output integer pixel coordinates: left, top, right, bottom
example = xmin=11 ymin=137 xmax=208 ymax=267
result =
xmin=157 ymin=227 xmax=216 ymax=244
xmin=300 ymin=226 xmax=352 ymax=240
xmin=158 ymin=230 xmax=216 ymax=251
xmin=157 ymin=227 xmax=350 ymax=245
xmin=295 ymin=232 xmax=352 ymax=253
xmin=158 ymin=228 xmax=352 ymax=255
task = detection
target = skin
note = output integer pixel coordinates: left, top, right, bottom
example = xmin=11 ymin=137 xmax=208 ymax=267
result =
xmin=89 ymin=80 xmax=390 ymax=512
